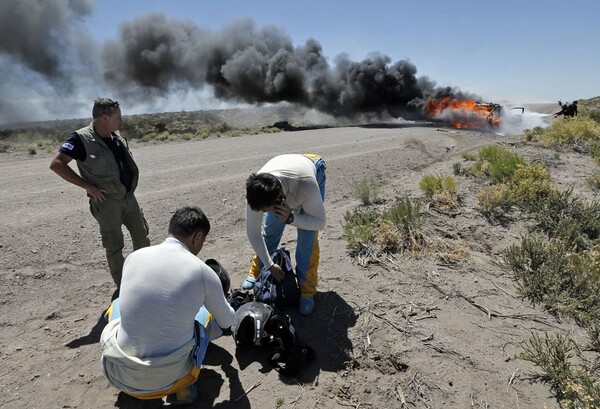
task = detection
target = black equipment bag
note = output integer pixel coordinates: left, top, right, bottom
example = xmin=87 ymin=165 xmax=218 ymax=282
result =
xmin=254 ymin=247 xmax=300 ymax=308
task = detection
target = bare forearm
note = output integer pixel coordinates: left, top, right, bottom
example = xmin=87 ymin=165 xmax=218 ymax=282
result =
xmin=50 ymin=160 xmax=90 ymax=190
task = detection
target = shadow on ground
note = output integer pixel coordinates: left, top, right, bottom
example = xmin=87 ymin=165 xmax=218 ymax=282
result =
xmin=64 ymin=311 xmax=107 ymax=348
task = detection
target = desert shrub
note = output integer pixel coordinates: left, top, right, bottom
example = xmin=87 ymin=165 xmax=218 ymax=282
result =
xmin=154 ymin=122 xmax=167 ymax=133
xmin=587 ymin=170 xmax=600 ymax=191
xmin=561 ymin=248 xmax=600 ymax=322
xmin=533 ymin=189 xmax=600 ymax=251
xmin=214 ymin=122 xmax=230 ymax=134
xmin=541 ymin=116 xmax=600 ymax=148
xmin=470 ymin=145 xmax=526 ymax=183
xmin=120 ymin=121 xmax=146 ymax=140
xmin=27 ymin=144 xmax=37 ymax=155
xmin=561 ymin=369 xmax=600 ymax=409
xmin=477 ymin=184 xmax=512 ymax=216
xmin=343 ymin=208 xmax=379 ymax=251
xmin=585 ymin=110 xmax=600 ymax=125
xmin=262 ymin=127 xmax=282 ymax=134
xmin=419 ymin=174 xmax=457 ymax=198
xmin=372 ymin=219 xmax=403 ymax=253
xmin=524 ymin=126 xmax=546 ymax=142
xmin=461 ymin=152 xmax=477 ymax=161
xmin=196 ymin=126 xmax=211 ymax=138
xmin=343 ymin=197 xmax=427 ymax=262
xmin=47 ymin=131 xmax=66 ymax=144
xmin=245 ymin=127 xmax=261 ymax=135
xmin=587 ymin=324 xmax=600 ymax=353
xmin=519 ymin=332 xmax=577 ymax=400
xmin=350 ymin=177 xmax=382 ymax=205
xmin=452 ymin=162 xmax=463 ymax=175
xmin=519 ymin=332 xmax=600 ymax=407
xmin=420 ymin=174 xmax=459 ymax=212
xmin=0 ymin=129 xmax=13 ymax=140
xmin=503 ymin=236 xmax=570 ymax=308
xmin=504 ymin=237 xmax=600 ymax=323
xmin=509 ymin=163 xmax=556 ymax=210
xmin=382 ymin=197 xmax=425 ymax=233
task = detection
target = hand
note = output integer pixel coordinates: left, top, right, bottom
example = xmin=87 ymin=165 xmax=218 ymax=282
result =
xmin=269 ymin=263 xmax=285 ymax=282
xmin=273 ymin=203 xmax=291 ymax=223
xmin=86 ymin=184 xmax=108 ymax=202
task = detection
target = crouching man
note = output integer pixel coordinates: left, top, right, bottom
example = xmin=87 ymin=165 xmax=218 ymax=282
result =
xmin=101 ymin=206 xmax=234 ymax=405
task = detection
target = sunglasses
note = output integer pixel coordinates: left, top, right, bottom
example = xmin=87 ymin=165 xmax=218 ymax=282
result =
xmin=101 ymin=101 xmax=120 ymax=115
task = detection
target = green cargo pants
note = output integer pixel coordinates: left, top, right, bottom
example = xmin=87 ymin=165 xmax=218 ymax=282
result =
xmin=90 ymin=192 xmax=150 ymax=286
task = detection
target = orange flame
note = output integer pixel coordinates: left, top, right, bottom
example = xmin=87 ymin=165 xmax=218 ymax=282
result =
xmin=425 ymin=96 xmax=502 ymax=129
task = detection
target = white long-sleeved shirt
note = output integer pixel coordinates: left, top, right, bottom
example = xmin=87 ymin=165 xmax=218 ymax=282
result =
xmin=115 ymin=237 xmax=234 ymax=358
xmin=246 ymin=154 xmax=326 ymax=268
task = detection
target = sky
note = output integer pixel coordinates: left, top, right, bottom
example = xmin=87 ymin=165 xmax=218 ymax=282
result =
xmin=0 ymin=0 xmax=598 ymax=125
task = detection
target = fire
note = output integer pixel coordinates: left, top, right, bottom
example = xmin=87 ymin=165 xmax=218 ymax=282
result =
xmin=425 ymin=96 xmax=502 ymax=129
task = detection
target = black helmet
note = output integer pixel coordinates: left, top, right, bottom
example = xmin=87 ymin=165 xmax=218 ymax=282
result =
xmin=232 ymin=302 xmax=274 ymax=347
xmin=205 ymin=258 xmax=231 ymax=296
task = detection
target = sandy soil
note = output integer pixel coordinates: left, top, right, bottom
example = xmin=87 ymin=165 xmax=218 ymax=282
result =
xmin=0 ymin=107 xmax=593 ymax=408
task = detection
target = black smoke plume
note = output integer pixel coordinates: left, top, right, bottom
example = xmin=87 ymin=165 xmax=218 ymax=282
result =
xmin=0 ymin=1 xmax=477 ymax=124
xmin=102 ymin=15 xmax=437 ymax=118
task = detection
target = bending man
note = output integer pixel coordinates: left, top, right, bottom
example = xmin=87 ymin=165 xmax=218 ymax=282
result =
xmin=101 ymin=206 xmax=235 ymax=405
xmin=243 ymin=154 xmax=327 ymax=316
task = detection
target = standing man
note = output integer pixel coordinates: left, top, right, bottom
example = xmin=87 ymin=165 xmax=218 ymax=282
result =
xmin=50 ymin=98 xmax=150 ymax=291
xmin=101 ymin=206 xmax=235 ymax=405
xmin=243 ymin=154 xmax=327 ymax=316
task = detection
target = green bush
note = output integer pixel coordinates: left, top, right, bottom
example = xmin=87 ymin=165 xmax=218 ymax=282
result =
xmin=541 ymin=116 xmax=600 ymax=147
xmin=342 ymin=208 xmax=379 ymax=250
xmin=420 ymin=174 xmax=456 ymax=197
xmin=585 ymin=110 xmax=600 ymax=125
xmin=503 ymin=236 xmax=570 ymax=307
xmin=509 ymin=163 xmax=555 ymax=210
xmin=214 ymin=122 xmax=229 ymax=134
xmin=518 ymin=330 xmax=600 ymax=407
xmin=533 ymin=189 xmax=600 ymax=251
xmin=477 ymin=184 xmax=512 ymax=216
xmin=524 ymin=126 xmax=546 ymax=142
xmin=262 ymin=127 xmax=282 ymax=134
xmin=27 ymin=144 xmax=37 ymax=155
xmin=382 ymin=197 xmax=425 ymax=233
xmin=461 ymin=152 xmax=477 ymax=161
xmin=587 ymin=170 xmax=600 ymax=191
xmin=343 ymin=197 xmax=427 ymax=260
xmin=350 ymin=177 xmax=382 ymax=205
xmin=504 ymin=236 xmax=600 ymax=323
xmin=519 ymin=332 xmax=576 ymax=399
xmin=469 ymin=145 xmax=526 ymax=183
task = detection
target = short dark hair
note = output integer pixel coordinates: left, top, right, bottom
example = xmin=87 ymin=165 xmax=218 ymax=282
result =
xmin=168 ymin=206 xmax=210 ymax=238
xmin=92 ymin=98 xmax=120 ymax=118
xmin=246 ymin=173 xmax=283 ymax=211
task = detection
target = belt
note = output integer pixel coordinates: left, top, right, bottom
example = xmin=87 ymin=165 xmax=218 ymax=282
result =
xmin=302 ymin=153 xmax=327 ymax=169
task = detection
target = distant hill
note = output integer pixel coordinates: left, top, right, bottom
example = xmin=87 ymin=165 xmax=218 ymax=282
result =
xmin=1 ymin=104 xmax=336 ymax=133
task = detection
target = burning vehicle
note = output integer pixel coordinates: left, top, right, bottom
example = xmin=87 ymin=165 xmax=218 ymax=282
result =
xmin=424 ymin=95 xmax=504 ymax=129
